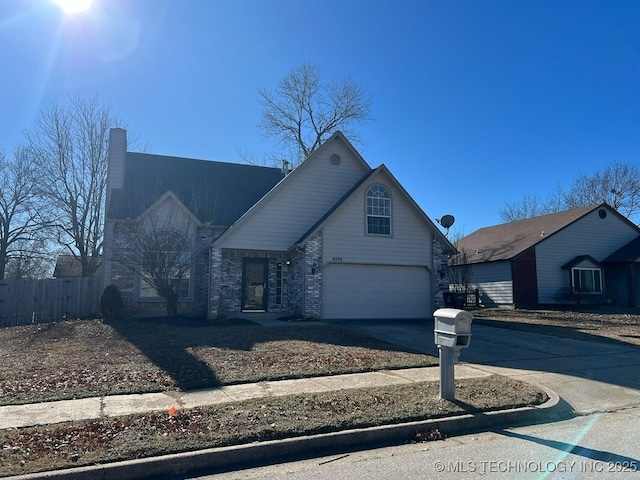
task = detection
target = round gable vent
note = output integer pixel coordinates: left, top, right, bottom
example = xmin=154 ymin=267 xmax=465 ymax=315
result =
xmin=330 ymin=154 xmax=341 ymax=165
xmin=599 ymin=209 xmax=607 ymax=219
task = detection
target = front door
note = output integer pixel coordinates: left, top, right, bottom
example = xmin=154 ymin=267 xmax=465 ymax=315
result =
xmin=242 ymin=258 xmax=268 ymax=311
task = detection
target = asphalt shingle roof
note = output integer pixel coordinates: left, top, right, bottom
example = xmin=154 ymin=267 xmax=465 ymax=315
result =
xmin=108 ymin=152 xmax=285 ymax=226
xmin=455 ymin=204 xmax=602 ymax=264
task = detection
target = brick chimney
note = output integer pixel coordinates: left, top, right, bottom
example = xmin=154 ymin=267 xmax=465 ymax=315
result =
xmin=103 ymin=128 xmax=127 ymax=291
xmin=106 ymin=128 xmax=127 ymax=192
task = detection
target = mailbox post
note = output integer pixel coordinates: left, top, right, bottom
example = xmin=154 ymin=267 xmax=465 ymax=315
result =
xmin=433 ymin=308 xmax=473 ymax=400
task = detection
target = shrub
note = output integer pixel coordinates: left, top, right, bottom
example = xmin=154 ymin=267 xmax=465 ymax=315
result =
xmin=100 ymin=284 xmax=123 ymax=322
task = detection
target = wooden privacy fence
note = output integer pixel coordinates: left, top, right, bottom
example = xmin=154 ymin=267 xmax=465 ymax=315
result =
xmin=0 ymin=277 xmax=104 ymax=327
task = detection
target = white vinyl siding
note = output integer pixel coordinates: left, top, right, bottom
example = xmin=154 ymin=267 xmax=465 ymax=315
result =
xmin=323 ymin=264 xmax=431 ymax=319
xmin=323 ymin=179 xmax=432 ymax=266
xmin=467 ymin=261 xmax=513 ymax=305
xmin=536 ymin=208 xmax=639 ymax=303
xmin=217 ymin=142 xmax=369 ymax=251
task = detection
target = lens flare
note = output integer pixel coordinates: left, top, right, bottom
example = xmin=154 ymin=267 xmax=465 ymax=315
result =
xmin=51 ymin=0 xmax=93 ymax=15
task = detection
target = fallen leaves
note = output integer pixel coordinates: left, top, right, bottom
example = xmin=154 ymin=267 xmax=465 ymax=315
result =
xmin=0 ymin=318 xmax=437 ymax=406
xmin=0 ymin=377 xmax=547 ymax=477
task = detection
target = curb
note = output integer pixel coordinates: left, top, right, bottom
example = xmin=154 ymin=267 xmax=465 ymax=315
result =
xmin=6 ymin=385 xmax=570 ymax=480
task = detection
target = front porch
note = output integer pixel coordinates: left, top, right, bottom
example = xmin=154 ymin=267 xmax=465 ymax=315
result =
xmin=209 ymin=248 xmax=299 ymax=320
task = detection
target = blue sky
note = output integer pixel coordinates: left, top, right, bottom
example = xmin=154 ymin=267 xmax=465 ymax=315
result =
xmin=3 ymin=0 xmax=640 ymax=235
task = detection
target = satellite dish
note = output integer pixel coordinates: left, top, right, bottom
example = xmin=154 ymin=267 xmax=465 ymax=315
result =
xmin=438 ymin=215 xmax=455 ymax=229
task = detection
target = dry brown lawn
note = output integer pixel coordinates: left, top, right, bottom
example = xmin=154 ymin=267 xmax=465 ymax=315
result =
xmin=0 ymin=317 xmax=438 ymax=406
xmin=471 ymin=308 xmax=640 ymax=346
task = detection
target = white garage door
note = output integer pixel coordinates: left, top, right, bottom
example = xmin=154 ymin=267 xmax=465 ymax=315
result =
xmin=322 ymin=264 xmax=431 ymax=319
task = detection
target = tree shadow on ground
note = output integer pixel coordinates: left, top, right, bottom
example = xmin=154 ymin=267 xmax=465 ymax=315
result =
xmin=107 ymin=316 xmax=434 ymax=392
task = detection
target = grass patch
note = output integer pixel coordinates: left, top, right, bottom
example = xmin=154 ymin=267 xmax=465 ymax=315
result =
xmin=0 ymin=317 xmax=437 ymax=406
xmin=472 ymin=308 xmax=640 ymax=347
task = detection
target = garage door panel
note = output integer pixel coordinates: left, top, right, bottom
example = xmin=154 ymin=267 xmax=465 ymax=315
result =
xmin=323 ymin=264 xmax=431 ymax=319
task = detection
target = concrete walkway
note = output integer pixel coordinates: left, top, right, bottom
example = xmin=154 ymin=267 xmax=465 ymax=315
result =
xmin=0 ymin=365 xmax=493 ymax=430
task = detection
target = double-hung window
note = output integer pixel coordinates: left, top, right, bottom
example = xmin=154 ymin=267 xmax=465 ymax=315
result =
xmin=366 ymin=185 xmax=391 ymax=235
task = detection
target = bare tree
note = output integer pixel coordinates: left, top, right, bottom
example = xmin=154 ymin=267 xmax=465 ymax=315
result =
xmin=113 ymin=196 xmax=205 ymax=316
xmin=3 ymin=238 xmax=54 ymax=279
xmin=564 ymin=162 xmax=640 ymax=220
xmin=24 ymin=96 xmax=126 ymax=276
xmin=0 ymin=148 xmax=50 ymax=280
xmin=258 ymin=63 xmax=372 ymax=165
xmin=500 ymin=162 xmax=640 ymax=223
xmin=499 ymin=193 xmax=550 ymax=223
xmin=446 ymin=230 xmax=474 ymax=293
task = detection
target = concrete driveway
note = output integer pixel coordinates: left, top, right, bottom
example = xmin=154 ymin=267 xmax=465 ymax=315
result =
xmin=325 ymin=318 xmax=640 ymax=415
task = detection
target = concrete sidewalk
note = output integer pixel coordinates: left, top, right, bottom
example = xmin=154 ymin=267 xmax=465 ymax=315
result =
xmin=1 ymin=363 xmax=566 ymax=480
xmin=1 ymin=364 xmax=493 ymax=430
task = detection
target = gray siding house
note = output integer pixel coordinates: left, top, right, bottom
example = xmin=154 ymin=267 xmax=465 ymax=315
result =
xmin=453 ymin=204 xmax=640 ymax=308
xmin=103 ymin=128 xmax=455 ymax=320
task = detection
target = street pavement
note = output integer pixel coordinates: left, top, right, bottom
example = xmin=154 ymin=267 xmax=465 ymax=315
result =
xmin=200 ymin=406 xmax=640 ymax=480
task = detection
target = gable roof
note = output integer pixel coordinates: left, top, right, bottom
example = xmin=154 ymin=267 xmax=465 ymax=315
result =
xmin=561 ymin=255 xmax=602 ymax=269
xmin=108 ymin=152 xmax=284 ymax=226
xmin=134 ymin=191 xmax=202 ymax=226
xmin=295 ymin=164 xmax=456 ymax=253
xmin=604 ymin=236 xmax=640 ymax=263
xmin=456 ymin=203 xmax=616 ymax=264
xmin=212 ymin=131 xmax=371 ymax=248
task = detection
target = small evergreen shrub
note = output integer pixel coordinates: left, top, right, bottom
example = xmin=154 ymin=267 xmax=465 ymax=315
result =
xmin=100 ymin=284 xmax=123 ymax=322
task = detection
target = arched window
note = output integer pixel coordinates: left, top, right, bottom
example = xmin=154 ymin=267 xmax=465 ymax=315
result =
xmin=366 ymin=185 xmax=391 ymax=235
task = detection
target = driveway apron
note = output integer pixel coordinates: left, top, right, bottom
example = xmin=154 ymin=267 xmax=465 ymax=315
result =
xmin=326 ymin=318 xmax=640 ymax=415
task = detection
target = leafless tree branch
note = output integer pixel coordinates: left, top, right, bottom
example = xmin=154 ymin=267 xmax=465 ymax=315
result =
xmin=258 ymin=63 xmax=372 ymax=165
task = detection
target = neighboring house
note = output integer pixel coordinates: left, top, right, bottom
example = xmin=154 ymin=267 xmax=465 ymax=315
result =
xmin=53 ymin=255 xmax=102 ymax=278
xmin=102 ymin=128 xmax=455 ymax=320
xmin=453 ymin=203 xmax=640 ymax=308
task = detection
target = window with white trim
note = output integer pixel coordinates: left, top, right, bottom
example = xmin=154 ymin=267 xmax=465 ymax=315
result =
xmin=571 ymin=267 xmax=603 ymax=294
xmin=366 ymin=185 xmax=391 ymax=235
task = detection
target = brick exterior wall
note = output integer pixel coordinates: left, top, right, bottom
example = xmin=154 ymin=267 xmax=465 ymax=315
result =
xmin=209 ymin=247 xmax=222 ymax=319
xmin=303 ymin=231 xmax=322 ymax=319
xmin=288 ymin=249 xmax=304 ymax=316
xmin=107 ymin=221 xmax=138 ymax=317
xmin=209 ymin=249 xmax=291 ymax=319
xmin=280 ymin=231 xmax=323 ymax=319
xmin=208 ymin=232 xmax=323 ymax=320
xmin=106 ymin=221 xmax=213 ymax=318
